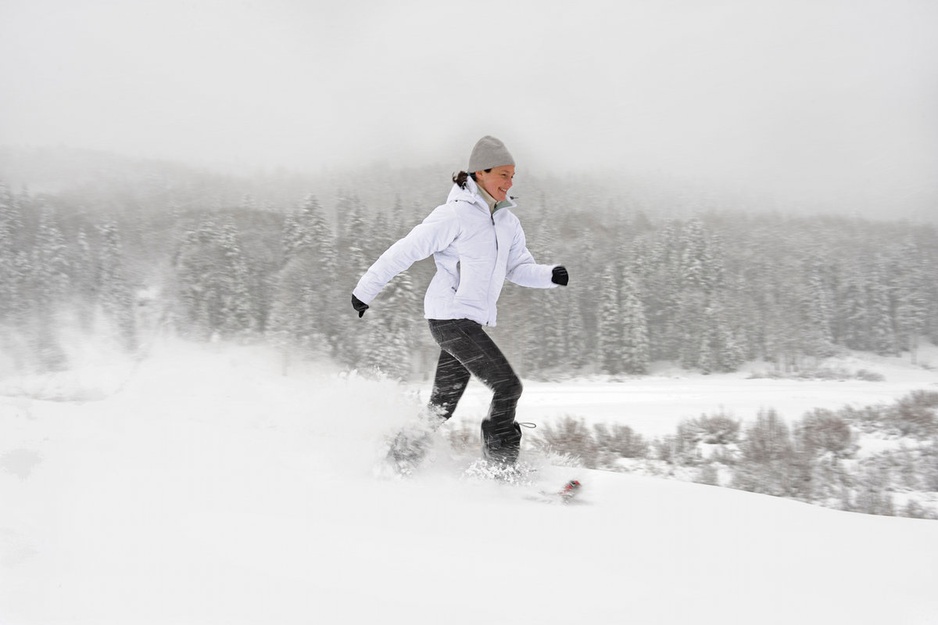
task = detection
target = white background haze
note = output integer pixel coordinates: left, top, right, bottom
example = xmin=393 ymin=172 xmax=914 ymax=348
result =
xmin=1 ymin=0 xmax=937 ymax=217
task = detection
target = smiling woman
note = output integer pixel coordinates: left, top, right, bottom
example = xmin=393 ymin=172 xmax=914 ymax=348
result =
xmin=352 ymin=135 xmax=570 ymax=471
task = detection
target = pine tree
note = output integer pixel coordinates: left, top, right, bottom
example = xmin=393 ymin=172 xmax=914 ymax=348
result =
xmin=598 ymin=265 xmax=622 ymax=374
xmin=838 ymin=275 xmax=869 ymax=351
xmin=98 ymin=221 xmax=137 ymax=351
xmin=74 ymin=228 xmax=97 ymax=331
xmin=369 ymin=268 xmax=419 ymax=379
xmin=645 ymin=221 xmax=682 ymax=360
xmin=679 ymin=219 xmax=709 ymax=292
xmin=270 ymin=194 xmax=341 ymax=365
xmin=527 ymin=201 xmax=566 ymax=372
xmin=217 ymin=218 xmax=255 ymax=337
xmin=28 ymin=204 xmax=70 ymax=370
xmin=804 ymin=258 xmax=835 ymax=357
xmin=620 ymin=276 xmax=649 ymax=374
xmin=677 ymin=290 xmax=706 ymax=370
xmin=714 ymin=303 xmax=745 ymax=372
xmin=867 ymin=258 xmax=897 ymax=356
xmin=390 ymin=195 xmax=407 ymax=239
xmin=174 ymin=213 xmax=223 ymax=338
xmin=32 ymin=203 xmax=71 ymax=310
xmin=336 ymin=194 xmax=377 ymax=367
xmin=892 ymin=240 xmax=928 ymax=362
xmin=559 ymin=289 xmax=588 ymax=369
xmin=0 ymin=182 xmax=22 ymax=324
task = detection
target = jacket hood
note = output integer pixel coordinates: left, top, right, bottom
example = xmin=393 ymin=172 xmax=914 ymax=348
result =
xmin=447 ymin=177 xmax=517 ymax=212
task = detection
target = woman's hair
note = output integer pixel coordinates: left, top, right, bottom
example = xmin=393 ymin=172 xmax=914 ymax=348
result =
xmin=452 ymin=169 xmax=490 ymax=189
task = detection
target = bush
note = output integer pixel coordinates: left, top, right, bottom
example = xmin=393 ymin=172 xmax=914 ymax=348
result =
xmin=855 ymin=369 xmax=886 ymax=382
xmin=797 ymin=409 xmax=857 ymax=459
xmin=739 ymin=409 xmax=793 ymax=466
xmin=889 ymin=391 xmax=938 ymax=438
xmin=533 ymin=415 xmax=598 ymax=467
xmin=691 ymin=413 xmax=741 ymax=445
xmin=696 ymin=463 xmax=720 ymax=486
xmin=903 ymin=500 xmax=937 ymax=520
xmin=732 ymin=409 xmax=806 ymax=497
xmin=593 ymin=423 xmax=648 ymax=462
xmin=921 ymin=438 xmax=938 ymax=491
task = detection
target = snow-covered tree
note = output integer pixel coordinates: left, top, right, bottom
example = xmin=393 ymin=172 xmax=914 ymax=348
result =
xmin=0 ymin=182 xmax=22 ymax=323
xmin=803 ymin=258 xmax=835 ymax=358
xmin=891 ymin=240 xmax=929 ymax=362
xmin=837 ymin=274 xmax=869 ymax=351
xmin=98 ymin=221 xmax=137 ymax=351
xmin=217 ymin=219 xmax=255 ymax=337
xmin=32 ymin=203 xmax=71 ymax=309
xmin=867 ymin=258 xmax=897 ymax=356
xmin=598 ymin=265 xmax=622 ymax=374
xmin=619 ymin=275 xmax=649 ymax=374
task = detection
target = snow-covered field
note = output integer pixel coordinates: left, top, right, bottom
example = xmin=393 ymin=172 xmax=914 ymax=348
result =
xmin=449 ymin=349 xmax=938 ymax=437
xmin=2 ymin=340 xmax=938 ymax=624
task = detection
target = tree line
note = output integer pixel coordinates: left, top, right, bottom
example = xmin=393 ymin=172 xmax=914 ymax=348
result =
xmin=1 ymin=176 xmax=936 ymax=378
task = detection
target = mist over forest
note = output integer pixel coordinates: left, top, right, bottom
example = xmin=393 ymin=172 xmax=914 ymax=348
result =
xmin=1 ymin=146 xmax=935 ymax=381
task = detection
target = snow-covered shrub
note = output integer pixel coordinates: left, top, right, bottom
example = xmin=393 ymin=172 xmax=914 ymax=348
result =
xmin=532 ymin=416 xmax=598 ymax=468
xmin=686 ymin=412 xmax=741 ymax=445
xmin=738 ymin=409 xmax=793 ymax=466
xmin=902 ymin=500 xmax=937 ymax=520
xmin=732 ymin=409 xmax=804 ymax=497
xmin=854 ymin=369 xmax=886 ymax=382
xmin=593 ymin=422 xmax=648 ymax=465
xmin=796 ymin=409 xmax=857 ymax=459
xmin=923 ymin=438 xmax=938 ymax=492
xmin=853 ymin=464 xmax=896 ymax=517
xmin=888 ymin=391 xmax=938 ymax=439
xmin=695 ymin=463 xmax=720 ymax=486
xmin=653 ymin=435 xmax=676 ymax=464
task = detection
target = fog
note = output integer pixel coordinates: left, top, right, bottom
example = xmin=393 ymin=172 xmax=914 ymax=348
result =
xmin=1 ymin=0 xmax=936 ymax=217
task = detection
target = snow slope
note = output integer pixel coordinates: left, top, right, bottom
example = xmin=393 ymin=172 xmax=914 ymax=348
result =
xmin=2 ymin=341 xmax=937 ymax=625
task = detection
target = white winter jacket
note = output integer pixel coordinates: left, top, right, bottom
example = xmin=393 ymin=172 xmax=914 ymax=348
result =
xmin=353 ymin=177 xmax=558 ymax=327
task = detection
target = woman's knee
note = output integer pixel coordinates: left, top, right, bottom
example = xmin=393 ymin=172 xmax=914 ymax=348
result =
xmin=493 ymin=371 xmax=523 ymax=400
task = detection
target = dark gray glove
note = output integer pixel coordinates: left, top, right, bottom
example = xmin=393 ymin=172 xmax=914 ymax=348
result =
xmin=551 ymin=266 xmax=569 ymax=286
xmin=351 ymin=294 xmax=369 ymax=318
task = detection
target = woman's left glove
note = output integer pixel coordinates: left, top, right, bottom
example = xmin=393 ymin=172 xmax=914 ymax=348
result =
xmin=551 ymin=266 xmax=569 ymax=286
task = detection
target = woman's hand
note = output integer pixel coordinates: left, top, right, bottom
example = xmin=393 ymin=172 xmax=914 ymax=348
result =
xmin=551 ymin=266 xmax=569 ymax=286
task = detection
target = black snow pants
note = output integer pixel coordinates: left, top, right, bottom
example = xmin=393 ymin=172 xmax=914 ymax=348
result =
xmin=427 ymin=318 xmax=523 ymax=464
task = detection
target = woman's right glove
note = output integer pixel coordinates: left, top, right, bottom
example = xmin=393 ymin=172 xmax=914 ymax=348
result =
xmin=351 ymin=294 xmax=369 ymax=318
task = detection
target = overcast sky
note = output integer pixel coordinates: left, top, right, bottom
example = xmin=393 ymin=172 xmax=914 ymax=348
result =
xmin=1 ymin=0 xmax=936 ymax=214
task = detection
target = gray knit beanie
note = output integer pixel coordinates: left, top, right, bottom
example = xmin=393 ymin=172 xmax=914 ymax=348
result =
xmin=467 ymin=136 xmax=514 ymax=173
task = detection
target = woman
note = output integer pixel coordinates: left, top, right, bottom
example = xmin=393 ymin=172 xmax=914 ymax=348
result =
xmin=351 ymin=136 xmax=568 ymax=467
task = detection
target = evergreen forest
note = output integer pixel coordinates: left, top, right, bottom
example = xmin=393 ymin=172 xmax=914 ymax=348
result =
xmin=1 ymin=151 xmax=936 ymax=380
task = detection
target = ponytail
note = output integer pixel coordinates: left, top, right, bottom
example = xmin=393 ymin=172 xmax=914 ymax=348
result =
xmin=452 ymin=170 xmax=487 ymax=189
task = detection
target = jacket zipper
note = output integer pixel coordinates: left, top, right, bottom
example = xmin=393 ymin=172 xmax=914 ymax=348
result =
xmin=488 ymin=209 xmax=499 ymax=325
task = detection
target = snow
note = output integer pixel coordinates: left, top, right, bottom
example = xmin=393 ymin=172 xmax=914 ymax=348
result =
xmin=2 ymin=340 xmax=938 ymax=624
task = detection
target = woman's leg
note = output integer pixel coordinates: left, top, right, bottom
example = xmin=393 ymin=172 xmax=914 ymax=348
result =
xmin=428 ymin=319 xmax=523 ymax=464
xmin=428 ymin=349 xmax=472 ymax=421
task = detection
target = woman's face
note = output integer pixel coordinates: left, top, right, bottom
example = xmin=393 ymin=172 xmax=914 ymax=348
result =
xmin=475 ymin=165 xmax=515 ymax=202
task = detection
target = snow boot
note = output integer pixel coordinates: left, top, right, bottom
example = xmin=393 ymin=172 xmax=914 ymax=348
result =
xmin=481 ymin=420 xmax=523 ymax=466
